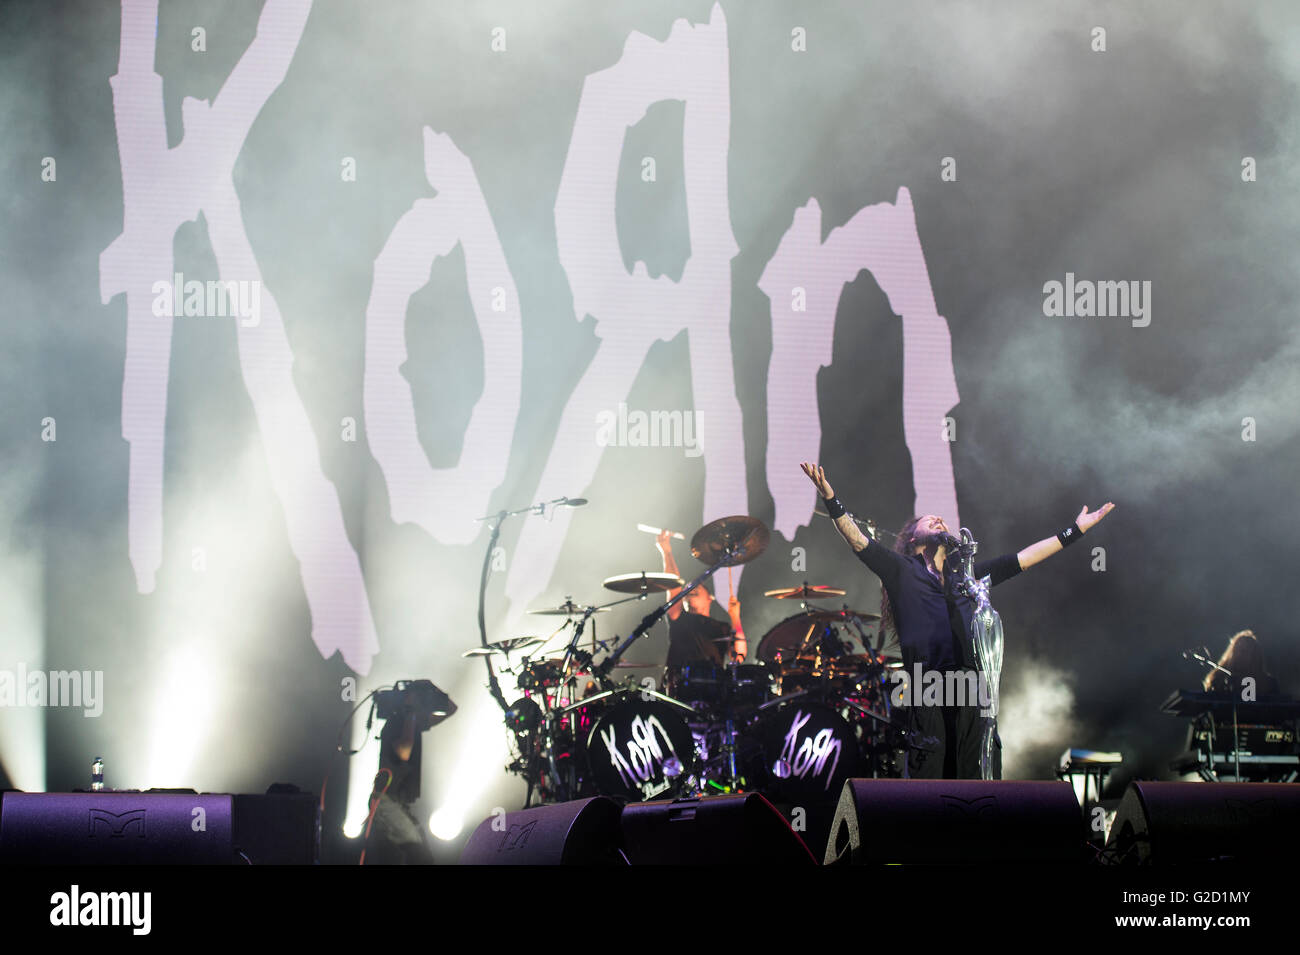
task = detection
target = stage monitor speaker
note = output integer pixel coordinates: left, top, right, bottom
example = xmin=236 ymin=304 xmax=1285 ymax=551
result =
xmin=0 ymin=792 xmax=234 ymax=864
xmin=620 ymin=793 xmax=818 ymax=865
xmin=825 ymin=779 xmax=1087 ymax=865
xmin=0 ymin=791 xmax=320 ymax=864
xmin=460 ymin=797 xmax=626 ymax=865
xmin=232 ymin=792 xmax=319 ymax=864
xmin=1105 ymin=781 xmax=1300 ymax=864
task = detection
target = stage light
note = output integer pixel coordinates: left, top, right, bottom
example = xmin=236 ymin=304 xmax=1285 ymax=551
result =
xmin=0 ymin=546 xmax=45 ymax=791
xmin=145 ymin=643 xmax=219 ymax=788
xmin=428 ymin=805 xmax=463 ymax=840
xmin=426 ymin=693 xmax=509 ymax=841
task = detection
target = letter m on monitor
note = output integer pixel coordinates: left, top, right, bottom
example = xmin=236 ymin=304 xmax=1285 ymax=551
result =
xmin=498 ymin=820 xmax=538 ymax=852
xmin=88 ymin=808 xmax=147 ymax=838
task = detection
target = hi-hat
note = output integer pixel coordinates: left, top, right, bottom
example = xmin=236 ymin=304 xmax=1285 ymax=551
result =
xmin=764 ymin=584 xmax=847 ymax=600
xmin=527 ymin=600 xmax=610 ymax=616
xmin=603 ymin=571 xmax=684 ymax=594
xmin=690 ymin=516 xmax=770 ymax=567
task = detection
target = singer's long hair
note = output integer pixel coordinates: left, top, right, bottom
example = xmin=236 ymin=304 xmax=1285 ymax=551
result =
xmin=879 ymin=515 xmax=925 ymax=639
xmin=1204 ymin=630 xmax=1272 ymax=692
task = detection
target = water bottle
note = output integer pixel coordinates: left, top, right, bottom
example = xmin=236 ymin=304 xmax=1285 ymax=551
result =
xmin=91 ymin=756 xmax=104 ymax=792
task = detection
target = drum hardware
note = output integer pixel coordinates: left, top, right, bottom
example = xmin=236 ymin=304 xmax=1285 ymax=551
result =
xmin=758 ymin=689 xmax=807 ymax=712
xmin=842 ymin=697 xmax=893 ymax=729
xmin=474 ymin=496 xmax=591 ymax=787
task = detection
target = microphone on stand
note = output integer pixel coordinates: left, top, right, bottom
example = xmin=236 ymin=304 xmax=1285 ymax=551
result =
xmin=539 ymin=496 xmax=588 ymax=519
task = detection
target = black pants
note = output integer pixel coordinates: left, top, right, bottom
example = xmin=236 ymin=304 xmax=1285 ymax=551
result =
xmin=906 ymin=705 xmax=1002 ymax=780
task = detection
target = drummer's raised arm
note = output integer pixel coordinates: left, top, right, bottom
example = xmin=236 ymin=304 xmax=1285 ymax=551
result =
xmin=656 ymin=528 xmax=685 ymax=620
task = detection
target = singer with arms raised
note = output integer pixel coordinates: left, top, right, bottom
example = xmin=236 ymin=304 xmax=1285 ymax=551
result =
xmin=800 ymin=462 xmax=1114 ymax=779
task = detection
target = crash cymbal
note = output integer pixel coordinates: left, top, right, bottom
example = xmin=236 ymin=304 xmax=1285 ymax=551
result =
xmin=603 ymin=571 xmax=684 ymax=594
xmin=690 ymin=516 xmax=770 ymax=567
xmin=763 ymin=584 xmax=847 ymax=600
xmin=462 ymin=636 xmax=543 ymax=657
xmin=526 ymin=600 xmax=611 ymax=616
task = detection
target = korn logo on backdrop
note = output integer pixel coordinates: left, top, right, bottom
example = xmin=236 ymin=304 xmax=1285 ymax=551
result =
xmin=100 ymin=0 xmax=959 ymax=675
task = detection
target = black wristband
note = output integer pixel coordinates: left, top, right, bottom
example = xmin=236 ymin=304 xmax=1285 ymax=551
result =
xmin=1057 ymin=522 xmax=1083 ymax=547
xmin=825 ymin=496 xmax=847 ymax=520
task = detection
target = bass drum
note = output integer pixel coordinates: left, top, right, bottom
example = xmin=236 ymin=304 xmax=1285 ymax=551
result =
xmin=584 ymin=692 xmax=697 ymax=802
xmin=743 ymin=700 xmax=861 ymax=805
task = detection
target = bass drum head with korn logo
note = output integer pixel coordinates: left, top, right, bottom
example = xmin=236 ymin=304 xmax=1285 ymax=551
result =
xmin=586 ymin=696 xmax=696 ymax=802
xmin=744 ymin=701 xmax=860 ymax=805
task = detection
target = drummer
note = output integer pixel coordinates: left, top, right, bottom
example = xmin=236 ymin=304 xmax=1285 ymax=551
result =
xmin=656 ymin=529 xmax=746 ymax=672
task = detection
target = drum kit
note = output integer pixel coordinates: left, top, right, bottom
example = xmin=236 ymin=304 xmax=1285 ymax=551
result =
xmin=468 ymin=515 xmax=911 ymax=809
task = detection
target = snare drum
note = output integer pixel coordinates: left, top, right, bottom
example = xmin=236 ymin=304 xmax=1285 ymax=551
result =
xmin=583 ymin=692 xmax=696 ymax=802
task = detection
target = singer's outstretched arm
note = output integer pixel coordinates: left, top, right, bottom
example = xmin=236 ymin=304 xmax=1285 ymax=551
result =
xmin=800 ymin=462 xmax=870 ymax=552
xmin=1014 ymin=503 xmax=1116 ymax=570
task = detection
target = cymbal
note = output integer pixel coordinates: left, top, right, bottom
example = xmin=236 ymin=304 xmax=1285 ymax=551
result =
xmin=690 ymin=516 xmax=770 ymax=567
xmin=603 ymin=571 xmax=684 ymax=594
xmin=764 ymin=584 xmax=847 ymax=600
xmin=527 ymin=600 xmax=610 ymax=616
xmin=462 ymin=636 xmax=543 ymax=657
